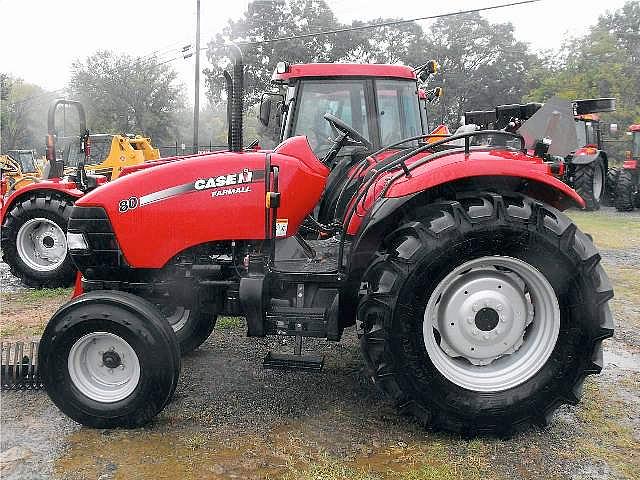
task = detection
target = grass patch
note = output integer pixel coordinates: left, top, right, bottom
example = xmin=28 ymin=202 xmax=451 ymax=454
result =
xmin=606 ymin=266 xmax=640 ymax=299
xmin=281 ymin=455 xmax=381 ymax=480
xmin=575 ymin=381 xmax=640 ymax=479
xmin=566 ymin=210 xmax=640 ymax=250
xmin=1 ymin=287 xmax=72 ymax=306
xmin=0 ymin=288 xmax=72 ymax=340
xmin=216 ymin=316 xmax=243 ymax=329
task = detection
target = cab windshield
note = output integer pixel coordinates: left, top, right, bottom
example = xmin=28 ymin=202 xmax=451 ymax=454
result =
xmin=291 ymin=78 xmax=421 ymax=157
xmin=292 ymin=80 xmax=370 ymax=157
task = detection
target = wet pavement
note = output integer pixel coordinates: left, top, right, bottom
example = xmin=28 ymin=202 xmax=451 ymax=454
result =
xmin=1 ymin=207 xmax=639 ymax=479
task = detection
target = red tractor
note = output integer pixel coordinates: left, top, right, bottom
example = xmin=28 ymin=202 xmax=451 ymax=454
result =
xmin=37 ymin=48 xmax=613 ymax=435
xmin=614 ymin=124 xmax=640 ymax=211
xmin=465 ymin=98 xmax=615 ymax=211
xmin=0 ymin=100 xmax=106 ymax=288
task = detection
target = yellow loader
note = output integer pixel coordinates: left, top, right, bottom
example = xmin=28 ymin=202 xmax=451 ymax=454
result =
xmin=62 ymin=133 xmax=160 ymax=180
xmin=0 ymin=150 xmax=41 ymax=193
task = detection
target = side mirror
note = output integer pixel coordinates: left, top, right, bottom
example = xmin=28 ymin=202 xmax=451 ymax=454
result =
xmin=258 ymin=94 xmax=272 ymax=127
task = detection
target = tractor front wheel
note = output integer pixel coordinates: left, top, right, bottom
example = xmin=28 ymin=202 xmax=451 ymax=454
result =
xmin=1 ymin=193 xmax=76 ymax=287
xmin=572 ymin=160 xmax=605 ymax=211
xmin=358 ymin=192 xmax=613 ymax=435
xmin=39 ymin=291 xmax=180 ymax=428
xmin=615 ymin=169 xmax=636 ymax=211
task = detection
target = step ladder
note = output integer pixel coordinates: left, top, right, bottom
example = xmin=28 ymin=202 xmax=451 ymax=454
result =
xmin=263 ymin=283 xmax=325 ymax=371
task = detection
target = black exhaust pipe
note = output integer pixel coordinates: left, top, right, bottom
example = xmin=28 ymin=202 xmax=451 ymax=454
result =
xmin=228 ymin=44 xmax=244 ymax=152
xmin=223 ymin=71 xmax=233 ymax=151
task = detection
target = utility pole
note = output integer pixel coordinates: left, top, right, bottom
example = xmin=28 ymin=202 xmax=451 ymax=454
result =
xmin=192 ymin=0 xmax=201 ymax=154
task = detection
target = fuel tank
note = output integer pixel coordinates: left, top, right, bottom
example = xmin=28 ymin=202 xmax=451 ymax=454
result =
xmin=76 ymin=136 xmax=328 ymax=268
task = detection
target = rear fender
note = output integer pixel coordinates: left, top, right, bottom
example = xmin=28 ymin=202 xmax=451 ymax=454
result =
xmin=348 ymin=174 xmax=583 ymax=279
xmin=568 ymin=149 xmax=607 ymax=166
xmin=1 ymin=181 xmax=83 ymax=223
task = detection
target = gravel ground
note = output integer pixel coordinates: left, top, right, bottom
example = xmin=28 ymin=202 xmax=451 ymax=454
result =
xmin=1 ymin=207 xmax=639 ymax=479
xmin=0 ymin=258 xmax=26 ymax=294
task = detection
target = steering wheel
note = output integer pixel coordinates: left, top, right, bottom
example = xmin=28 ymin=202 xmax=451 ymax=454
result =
xmin=323 ymin=113 xmax=373 ymax=150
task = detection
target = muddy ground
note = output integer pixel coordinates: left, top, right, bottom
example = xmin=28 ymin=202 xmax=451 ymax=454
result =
xmin=1 ymin=207 xmax=639 ymax=480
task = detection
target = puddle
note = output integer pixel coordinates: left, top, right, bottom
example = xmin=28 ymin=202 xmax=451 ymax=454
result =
xmin=604 ymin=346 xmax=640 ymax=372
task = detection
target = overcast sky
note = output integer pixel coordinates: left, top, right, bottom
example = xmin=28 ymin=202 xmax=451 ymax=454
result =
xmin=0 ymin=0 xmax=632 ymax=105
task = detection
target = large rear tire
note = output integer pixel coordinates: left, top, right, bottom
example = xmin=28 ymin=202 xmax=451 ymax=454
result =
xmin=358 ymin=192 xmax=614 ymax=435
xmin=39 ymin=291 xmax=180 ymax=428
xmin=572 ymin=159 xmax=605 ymax=211
xmin=615 ymin=169 xmax=636 ymax=211
xmin=1 ymin=193 xmax=76 ymax=287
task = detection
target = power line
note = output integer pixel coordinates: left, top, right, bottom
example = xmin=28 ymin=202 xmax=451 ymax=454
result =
xmin=228 ymin=0 xmax=542 ymax=47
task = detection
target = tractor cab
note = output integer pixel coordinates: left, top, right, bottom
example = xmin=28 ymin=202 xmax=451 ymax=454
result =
xmin=260 ymin=62 xmax=429 ymax=223
xmin=260 ymin=62 xmax=425 ymax=154
xmin=574 ymin=114 xmax=602 ymax=149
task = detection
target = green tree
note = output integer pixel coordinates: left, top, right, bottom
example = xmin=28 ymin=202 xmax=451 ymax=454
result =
xmin=204 ymin=0 xmax=352 ymax=107
xmin=416 ymin=13 xmax=533 ymax=128
xmin=68 ymin=51 xmax=186 ymax=145
xmin=525 ymin=1 xmax=639 ymax=160
xmin=1 ymin=75 xmax=55 ymax=153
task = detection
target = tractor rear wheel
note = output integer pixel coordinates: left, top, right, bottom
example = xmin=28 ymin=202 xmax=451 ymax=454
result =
xmin=358 ymin=192 xmax=613 ymax=435
xmin=1 ymin=193 xmax=76 ymax=287
xmin=573 ymin=160 xmax=605 ymax=211
xmin=615 ymin=170 xmax=636 ymax=211
xmin=39 ymin=291 xmax=180 ymax=428
xmin=603 ymin=166 xmax=619 ymax=207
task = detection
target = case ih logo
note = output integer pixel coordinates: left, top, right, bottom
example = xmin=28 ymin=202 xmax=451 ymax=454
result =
xmin=126 ymin=168 xmax=262 ymax=211
xmin=194 ymin=168 xmax=253 ymax=191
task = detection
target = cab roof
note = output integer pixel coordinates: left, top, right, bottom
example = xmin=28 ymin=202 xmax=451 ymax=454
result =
xmin=272 ymin=63 xmax=416 ymax=82
xmin=629 ymin=124 xmax=640 ymax=132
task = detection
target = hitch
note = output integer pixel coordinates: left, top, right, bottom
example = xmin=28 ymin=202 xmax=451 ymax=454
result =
xmin=1 ymin=341 xmax=43 ymax=390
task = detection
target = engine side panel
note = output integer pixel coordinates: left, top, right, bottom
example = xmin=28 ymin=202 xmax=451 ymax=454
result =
xmin=76 ymin=145 xmax=327 ymax=269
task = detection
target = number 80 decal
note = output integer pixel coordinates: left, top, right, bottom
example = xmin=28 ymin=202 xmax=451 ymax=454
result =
xmin=118 ymin=196 xmax=139 ymax=213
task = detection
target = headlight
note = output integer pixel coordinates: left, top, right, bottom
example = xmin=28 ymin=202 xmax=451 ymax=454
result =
xmin=66 ymin=232 xmax=89 ymax=250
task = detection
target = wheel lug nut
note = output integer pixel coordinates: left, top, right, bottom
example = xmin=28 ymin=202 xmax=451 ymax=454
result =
xmin=483 ymin=333 xmax=489 ymax=340
xmin=472 ymin=330 xmax=479 ymax=336
xmin=466 ymin=317 xmax=473 ymax=324
xmin=496 ymin=304 xmax=503 ymax=311
xmin=472 ymin=304 xmax=479 ymax=312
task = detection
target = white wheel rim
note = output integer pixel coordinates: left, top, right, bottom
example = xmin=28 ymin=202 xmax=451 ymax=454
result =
xmin=593 ymin=164 xmax=604 ymax=200
xmin=68 ymin=332 xmax=141 ymax=403
xmin=16 ymin=218 xmax=67 ymax=272
xmin=423 ymin=256 xmax=560 ymax=392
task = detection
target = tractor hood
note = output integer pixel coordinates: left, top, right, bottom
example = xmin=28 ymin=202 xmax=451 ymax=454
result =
xmin=72 ymin=136 xmax=328 ymax=270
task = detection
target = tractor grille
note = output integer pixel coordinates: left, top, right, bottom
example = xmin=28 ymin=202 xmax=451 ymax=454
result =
xmin=68 ymin=206 xmax=130 ymax=276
